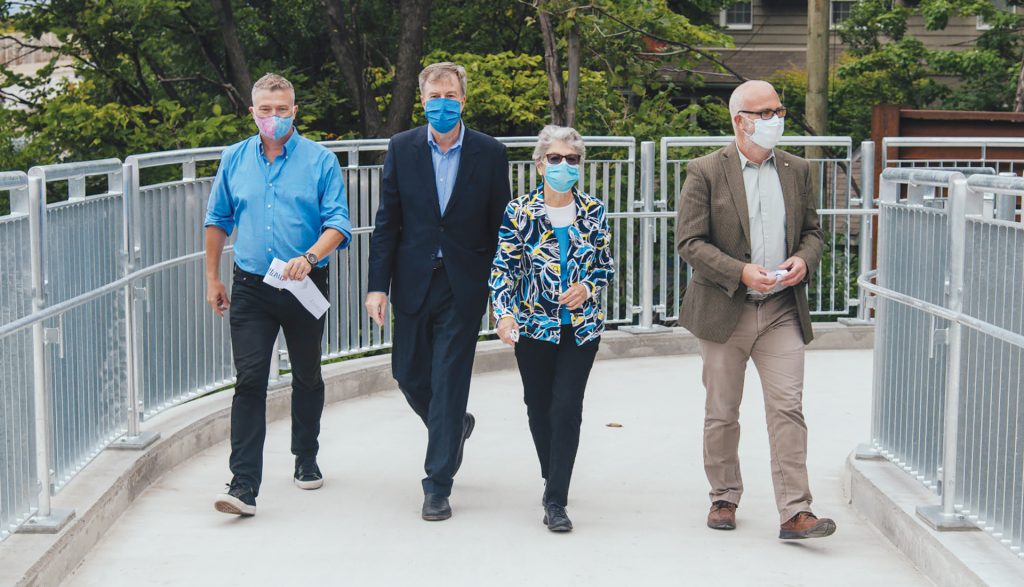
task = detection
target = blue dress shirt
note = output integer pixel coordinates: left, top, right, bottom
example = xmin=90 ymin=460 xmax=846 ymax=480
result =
xmin=204 ymin=131 xmax=352 ymax=276
xmin=427 ymin=123 xmax=464 ymax=257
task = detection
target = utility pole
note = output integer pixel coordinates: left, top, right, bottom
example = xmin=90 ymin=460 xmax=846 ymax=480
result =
xmin=806 ymin=0 xmax=830 ymax=193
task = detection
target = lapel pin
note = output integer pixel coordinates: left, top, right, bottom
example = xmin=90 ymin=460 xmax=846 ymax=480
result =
xmin=784 ymin=162 xmax=790 ymax=167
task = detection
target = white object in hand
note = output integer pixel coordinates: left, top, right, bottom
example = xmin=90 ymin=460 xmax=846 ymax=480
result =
xmin=263 ymin=258 xmax=330 ymax=318
xmin=509 ymin=329 xmax=520 ymax=342
xmin=773 ymin=269 xmax=790 ymax=279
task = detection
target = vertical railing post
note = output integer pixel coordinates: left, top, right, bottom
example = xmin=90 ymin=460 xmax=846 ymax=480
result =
xmin=622 ymin=141 xmax=669 ymax=335
xmin=916 ymin=175 xmax=977 ymax=530
xmin=111 ymin=162 xmax=158 ymax=450
xmin=858 ymin=141 xmax=875 ymax=322
xmin=19 ymin=175 xmax=74 ymax=533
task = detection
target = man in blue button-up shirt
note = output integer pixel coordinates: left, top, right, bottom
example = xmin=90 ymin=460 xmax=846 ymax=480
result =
xmin=204 ymin=73 xmax=351 ymax=517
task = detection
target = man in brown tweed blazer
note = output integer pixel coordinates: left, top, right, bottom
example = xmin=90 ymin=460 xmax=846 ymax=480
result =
xmin=676 ymin=80 xmax=835 ymax=540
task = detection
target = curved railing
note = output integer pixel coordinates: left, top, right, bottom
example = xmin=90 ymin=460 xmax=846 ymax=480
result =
xmin=0 ymin=134 xmax=878 ymax=540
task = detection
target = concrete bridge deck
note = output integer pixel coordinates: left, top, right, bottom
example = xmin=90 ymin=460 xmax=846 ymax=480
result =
xmin=62 ymin=349 xmax=929 ymax=586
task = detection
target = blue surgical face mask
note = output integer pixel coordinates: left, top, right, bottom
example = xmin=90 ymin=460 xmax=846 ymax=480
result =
xmin=544 ymin=161 xmax=580 ymax=193
xmin=424 ymin=98 xmax=462 ymax=134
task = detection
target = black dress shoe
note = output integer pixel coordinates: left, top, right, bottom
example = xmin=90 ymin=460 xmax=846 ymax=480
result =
xmin=543 ymin=503 xmax=573 ymax=532
xmin=422 ymin=493 xmax=452 ymax=521
xmin=453 ymin=412 xmax=475 ymax=475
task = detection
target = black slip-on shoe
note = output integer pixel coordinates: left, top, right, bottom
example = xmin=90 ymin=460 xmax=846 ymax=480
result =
xmin=453 ymin=412 xmax=475 ymax=475
xmin=422 ymin=493 xmax=452 ymax=521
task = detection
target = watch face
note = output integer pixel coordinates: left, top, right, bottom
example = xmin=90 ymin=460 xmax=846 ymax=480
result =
xmin=305 ymin=253 xmax=317 ymax=265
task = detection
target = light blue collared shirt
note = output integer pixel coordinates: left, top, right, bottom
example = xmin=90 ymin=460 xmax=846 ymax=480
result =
xmin=204 ymin=131 xmax=352 ymax=276
xmin=427 ymin=123 xmax=464 ymax=258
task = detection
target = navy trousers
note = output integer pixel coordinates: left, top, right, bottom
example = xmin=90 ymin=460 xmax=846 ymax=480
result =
xmin=227 ymin=266 xmax=327 ymax=495
xmin=391 ymin=265 xmax=481 ymax=497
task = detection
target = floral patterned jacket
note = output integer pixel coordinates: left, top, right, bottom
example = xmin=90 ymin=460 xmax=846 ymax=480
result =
xmin=489 ymin=185 xmax=615 ymax=345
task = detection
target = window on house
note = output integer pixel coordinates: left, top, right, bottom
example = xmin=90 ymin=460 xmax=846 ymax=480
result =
xmin=978 ymin=0 xmax=1016 ymax=30
xmin=831 ymin=0 xmax=855 ymax=28
xmin=721 ymin=1 xmax=753 ymax=30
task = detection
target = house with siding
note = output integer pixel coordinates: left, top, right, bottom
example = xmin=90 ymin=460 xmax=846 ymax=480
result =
xmin=692 ymin=0 xmax=1002 ymax=95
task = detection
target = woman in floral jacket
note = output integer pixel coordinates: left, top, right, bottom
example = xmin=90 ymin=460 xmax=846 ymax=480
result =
xmin=489 ymin=125 xmax=615 ymax=533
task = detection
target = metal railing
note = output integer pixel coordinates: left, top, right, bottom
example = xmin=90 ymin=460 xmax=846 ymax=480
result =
xmin=883 ymin=136 xmax=1024 ymax=176
xmin=0 ymin=134 xmax=865 ymax=540
xmin=864 ymin=167 xmax=1024 ymax=558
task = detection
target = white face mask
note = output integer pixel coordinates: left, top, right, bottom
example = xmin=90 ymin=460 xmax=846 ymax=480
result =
xmin=746 ymin=115 xmax=784 ymax=149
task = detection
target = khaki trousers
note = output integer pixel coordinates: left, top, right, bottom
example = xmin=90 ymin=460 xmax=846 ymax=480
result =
xmin=697 ymin=291 xmax=812 ymax=523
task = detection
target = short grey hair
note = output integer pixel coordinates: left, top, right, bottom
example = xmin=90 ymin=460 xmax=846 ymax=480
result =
xmin=532 ymin=125 xmax=586 ymax=162
xmin=729 ymin=80 xmax=775 ymax=119
xmin=252 ymin=73 xmax=295 ymax=99
xmin=418 ymin=62 xmax=467 ymax=98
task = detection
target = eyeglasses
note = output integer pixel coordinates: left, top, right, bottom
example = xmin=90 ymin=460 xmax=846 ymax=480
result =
xmin=545 ymin=153 xmax=581 ymax=165
xmin=738 ymin=107 xmax=787 ymax=120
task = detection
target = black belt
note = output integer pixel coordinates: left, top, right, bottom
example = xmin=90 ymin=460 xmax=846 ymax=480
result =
xmin=233 ymin=264 xmax=327 ymax=281
xmin=745 ymin=288 xmax=791 ymax=305
xmin=432 ymin=257 xmax=445 ymax=271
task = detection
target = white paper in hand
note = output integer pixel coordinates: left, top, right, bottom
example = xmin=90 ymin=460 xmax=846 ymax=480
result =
xmin=263 ymin=258 xmax=330 ymax=319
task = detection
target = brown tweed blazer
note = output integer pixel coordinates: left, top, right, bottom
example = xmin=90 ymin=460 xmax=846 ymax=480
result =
xmin=675 ymin=142 xmax=824 ymax=344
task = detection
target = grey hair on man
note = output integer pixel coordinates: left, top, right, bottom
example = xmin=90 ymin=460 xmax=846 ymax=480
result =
xmin=728 ymin=80 xmax=776 ymax=129
xmin=418 ymin=62 xmax=467 ymax=98
xmin=252 ymin=73 xmax=295 ymax=99
xmin=532 ymin=125 xmax=586 ymax=162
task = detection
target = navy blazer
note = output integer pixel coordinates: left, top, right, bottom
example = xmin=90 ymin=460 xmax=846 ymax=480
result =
xmin=368 ymin=125 xmax=512 ymax=321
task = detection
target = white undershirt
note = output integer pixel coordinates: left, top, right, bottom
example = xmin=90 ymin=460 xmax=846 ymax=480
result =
xmin=545 ymin=201 xmax=576 ymax=228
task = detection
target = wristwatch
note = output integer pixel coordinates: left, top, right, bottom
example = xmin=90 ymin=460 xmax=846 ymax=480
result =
xmin=303 ymin=252 xmax=318 ymax=268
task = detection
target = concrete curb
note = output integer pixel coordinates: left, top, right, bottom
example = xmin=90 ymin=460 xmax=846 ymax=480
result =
xmin=2 ymin=324 xmax=872 ymax=587
xmin=846 ymin=453 xmax=1024 ymax=587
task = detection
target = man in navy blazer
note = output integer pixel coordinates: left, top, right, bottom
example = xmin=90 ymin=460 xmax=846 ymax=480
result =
xmin=365 ymin=62 xmax=511 ymax=521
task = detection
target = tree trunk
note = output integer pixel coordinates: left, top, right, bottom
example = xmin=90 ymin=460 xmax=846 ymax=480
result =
xmin=565 ymin=21 xmax=580 ymax=128
xmin=538 ymin=2 xmax=567 ymax=125
xmin=209 ymin=0 xmax=253 ymax=107
xmin=382 ymin=0 xmax=434 ymax=137
xmin=321 ymin=0 xmax=384 ymax=136
xmin=1014 ymin=52 xmax=1024 ymax=112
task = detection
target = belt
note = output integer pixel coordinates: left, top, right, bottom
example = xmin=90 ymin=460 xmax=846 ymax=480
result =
xmin=745 ymin=288 xmax=791 ymax=305
xmin=233 ymin=264 xmax=327 ymax=281
xmin=432 ymin=257 xmax=445 ymax=271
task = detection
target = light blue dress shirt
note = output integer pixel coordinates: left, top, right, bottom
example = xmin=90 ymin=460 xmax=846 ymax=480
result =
xmin=427 ymin=123 xmax=464 ymax=257
xmin=204 ymin=131 xmax=352 ymax=276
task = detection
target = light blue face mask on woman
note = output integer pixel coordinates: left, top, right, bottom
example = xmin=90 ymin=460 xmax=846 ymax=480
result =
xmin=544 ymin=161 xmax=580 ymax=193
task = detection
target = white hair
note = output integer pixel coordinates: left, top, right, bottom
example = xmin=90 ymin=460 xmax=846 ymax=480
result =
xmin=729 ymin=80 xmax=777 ymax=130
xmin=532 ymin=125 xmax=586 ymax=162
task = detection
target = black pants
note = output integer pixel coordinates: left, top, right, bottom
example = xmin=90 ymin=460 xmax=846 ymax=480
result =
xmin=228 ymin=266 xmax=328 ymax=495
xmin=514 ymin=326 xmax=600 ymax=507
xmin=391 ymin=266 xmax=481 ymax=497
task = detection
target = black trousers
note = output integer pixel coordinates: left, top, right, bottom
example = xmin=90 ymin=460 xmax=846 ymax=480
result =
xmin=514 ymin=326 xmax=600 ymax=507
xmin=228 ymin=266 xmax=328 ymax=495
xmin=391 ymin=265 xmax=481 ymax=497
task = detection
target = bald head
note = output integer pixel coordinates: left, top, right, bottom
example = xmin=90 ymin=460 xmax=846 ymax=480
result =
xmin=729 ymin=80 xmax=780 ymax=119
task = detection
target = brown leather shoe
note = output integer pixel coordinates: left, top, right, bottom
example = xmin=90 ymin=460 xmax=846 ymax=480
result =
xmin=707 ymin=500 xmax=737 ymax=530
xmin=779 ymin=511 xmax=837 ymax=539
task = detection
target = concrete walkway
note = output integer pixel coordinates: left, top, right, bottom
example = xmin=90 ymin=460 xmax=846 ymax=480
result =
xmin=64 ymin=350 xmax=930 ymax=586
